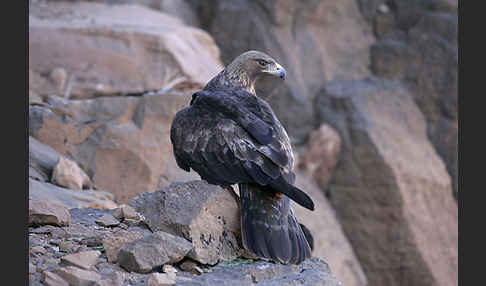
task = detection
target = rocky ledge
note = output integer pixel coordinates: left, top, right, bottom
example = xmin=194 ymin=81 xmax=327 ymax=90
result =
xmin=29 ymin=182 xmax=342 ymax=286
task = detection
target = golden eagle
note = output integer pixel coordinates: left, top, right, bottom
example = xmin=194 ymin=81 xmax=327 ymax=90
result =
xmin=170 ymin=51 xmax=314 ymax=264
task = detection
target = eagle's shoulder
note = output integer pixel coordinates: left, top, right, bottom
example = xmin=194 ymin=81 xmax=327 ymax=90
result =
xmin=189 ymin=89 xmax=274 ymax=146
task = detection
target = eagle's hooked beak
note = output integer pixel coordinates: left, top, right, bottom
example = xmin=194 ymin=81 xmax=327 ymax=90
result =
xmin=265 ymin=62 xmax=286 ymax=80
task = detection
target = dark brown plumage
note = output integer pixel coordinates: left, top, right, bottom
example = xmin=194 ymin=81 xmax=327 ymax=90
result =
xmin=170 ymin=51 xmax=314 ymax=264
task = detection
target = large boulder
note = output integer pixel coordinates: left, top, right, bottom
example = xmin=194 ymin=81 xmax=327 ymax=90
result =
xmin=129 ymin=181 xmax=241 ymax=265
xmin=314 ymin=78 xmax=457 ymax=286
xmin=362 ymin=0 xmax=458 ymax=200
xmin=191 ymin=0 xmax=375 ymax=143
xmin=29 ymin=1 xmax=223 ymax=100
xmin=29 ymin=1 xmax=222 ymax=203
xmin=29 ymin=92 xmax=200 ymax=203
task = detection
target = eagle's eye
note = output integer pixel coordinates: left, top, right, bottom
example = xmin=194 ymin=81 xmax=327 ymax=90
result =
xmin=257 ymin=60 xmax=268 ymax=67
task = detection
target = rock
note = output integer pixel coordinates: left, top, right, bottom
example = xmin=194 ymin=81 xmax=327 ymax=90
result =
xmin=146 ymin=273 xmax=176 ymax=286
xmin=88 ymin=200 xmax=119 ymax=212
xmin=298 ymin=124 xmax=341 ymax=189
xmin=29 ymin=178 xmax=118 ymax=210
xmin=117 ymin=231 xmax=193 ymax=273
xmin=113 ymin=204 xmax=140 ymax=221
xmin=95 ymin=214 xmax=120 ymax=227
xmin=66 ymin=208 xmax=153 ymax=241
xmin=50 ymin=67 xmax=68 ymax=95
xmin=112 ymin=209 xmax=123 ymax=220
xmin=97 ymin=268 xmax=126 ymax=286
xmin=51 ymin=157 xmax=92 ymax=190
xmin=315 ymin=78 xmax=458 ymax=286
xmin=405 ymin=11 xmax=458 ymax=200
xmin=29 ymin=0 xmax=224 ymax=202
xmin=102 ymin=230 xmax=144 ymax=263
xmin=29 ymin=199 xmax=70 ymax=227
xmin=130 ymin=181 xmax=241 ymax=265
xmin=153 ymin=0 xmax=202 ymax=28
xmin=366 ymin=1 xmax=458 ymax=199
xmin=30 ymin=225 xmax=56 ymax=235
xmin=29 ymin=1 xmax=223 ymax=100
xmin=122 ymin=219 xmax=140 ymax=227
xmin=29 ymin=92 xmax=199 ymax=204
xmin=29 ymin=262 xmax=37 ymax=274
xmin=64 ymin=0 xmax=202 ymax=29
xmin=175 ymin=257 xmax=341 ymax=286
xmin=291 ymin=171 xmax=368 ymax=286
xmin=41 ymin=270 xmax=69 ymax=286
xmin=31 ymin=245 xmax=47 ymax=255
xmin=80 ymin=237 xmax=103 ymax=248
xmin=162 ymin=264 xmax=178 ymax=274
xmin=59 ymin=240 xmax=78 ymax=254
xmin=49 ymin=239 xmax=61 ymax=246
xmin=58 ymin=208 xmax=153 ymax=258
xmin=35 ymin=256 xmax=61 ymax=273
xmin=60 ymin=250 xmax=101 ymax=270
xmin=30 ymin=89 xmax=44 ymax=106
xmin=193 ymin=0 xmax=375 ymax=142
xmin=377 ymin=3 xmax=390 ymax=14
xmin=30 ymin=165 xmax=49 ymax=183
xmin=179 ymin=259 xmax=201 ymax=274
xmin=193 ymin=266 xmax=204 ymax=275
xmin=29 ymin=136 xmax=61 ymax=182
xmin=53 ymin=266 xmax=102 ymax=286
xmin=118 ymin=223 xmax=129 ymax=230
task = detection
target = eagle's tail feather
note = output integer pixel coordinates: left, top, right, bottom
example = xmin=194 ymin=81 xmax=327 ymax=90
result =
xmin=239 ymin=183 xmax=312 ymax=265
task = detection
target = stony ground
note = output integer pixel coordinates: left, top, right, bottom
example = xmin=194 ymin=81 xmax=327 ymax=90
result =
xmin=28 ymin=207 xmax=341 ymax=286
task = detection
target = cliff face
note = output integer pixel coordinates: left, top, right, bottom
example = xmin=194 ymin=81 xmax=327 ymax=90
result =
xmin=29 ymin=1 xmax=457 ymax=286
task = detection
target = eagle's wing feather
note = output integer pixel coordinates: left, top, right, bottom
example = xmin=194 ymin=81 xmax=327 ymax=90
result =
xmin=191 ymin=90 xmax=273 ymax=145
xmin=170 ymin=90 xmax=314 ymax=211
xmin=197 ymin=89 xmax=290 ymax=168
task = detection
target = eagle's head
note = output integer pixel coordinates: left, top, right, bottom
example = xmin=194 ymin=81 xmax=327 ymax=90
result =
xmin=224 ymin=50 xmax=286 ymax=93
xmin=231 ymin=50 xmax=287 ymax=80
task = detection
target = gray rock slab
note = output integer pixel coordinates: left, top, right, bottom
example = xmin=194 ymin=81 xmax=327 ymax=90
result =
xmin=130 ymin=180 xmax=241 ymax=265
xmin=29 ymin=179 xmax=117 ymax=210
xmin=175 ymin=257 xmax=341 ymax=286
xmin=53 ymin=266 xmax=102 ymax=286
xmin=95 ymin=214 xmax=120 ymax=227
xmin=117 ymin=231 xmax=193 ymax=273
xmin=60 ymin=250 xmax=101 ymax=270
